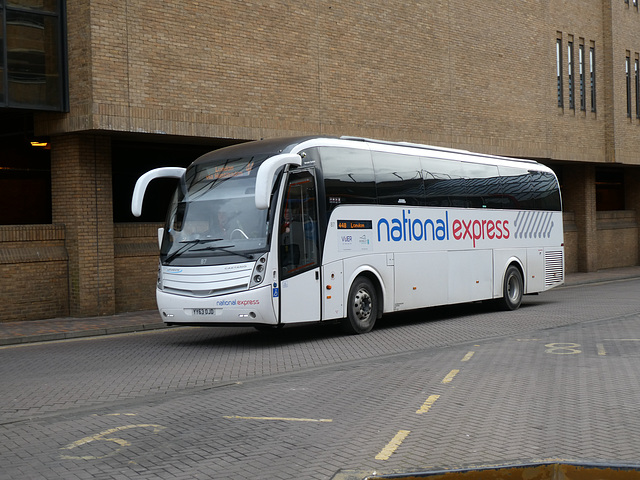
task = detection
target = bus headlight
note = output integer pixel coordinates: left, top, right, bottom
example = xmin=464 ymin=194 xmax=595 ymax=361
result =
xmin=250 ymin=254 xmax=268 ymax=288
xmin=157 ymin=262 xmax=163 ymax=290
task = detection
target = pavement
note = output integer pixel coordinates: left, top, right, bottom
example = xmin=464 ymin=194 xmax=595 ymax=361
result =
xmin=2 ymin=265 xmax=640 ymax=347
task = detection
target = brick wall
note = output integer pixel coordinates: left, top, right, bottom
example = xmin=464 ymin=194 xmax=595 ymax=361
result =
xmin=562 ymin=164 xmax=598 ymax=271
xmin=552 ymin=1 xmax=606 ymax=163
xmin=597 ymin=210 xmax=639 ymax=268
xmin=34 ymin=1 xmax=637 ymax=166
xmin=626 ymin=165 xmax=640 ymax=259
xmin=51 ymin=134 xmax=115 ymax=317
xmin=0 ymin=225 xmax=68 ymax=322
xmin=20 ymin=1 xmax=640 ymax=320
xmin=0 ymin=221 xmax=162 ymax=322
xmin=610 ymin=0 xmax=640 ymax=165
xmin=563 ymin=213 xmax=579 ymax=274
xmin=114 ymin=223 xmax=161 ymax=313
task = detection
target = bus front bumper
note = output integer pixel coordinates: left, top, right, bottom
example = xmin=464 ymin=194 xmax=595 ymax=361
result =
xmin=156 ymin=285 xmax=277 ymax=326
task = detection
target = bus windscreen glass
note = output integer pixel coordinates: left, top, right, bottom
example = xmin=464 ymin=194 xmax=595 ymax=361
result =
xmin=160 ymin=156 xmax=272 ymax=265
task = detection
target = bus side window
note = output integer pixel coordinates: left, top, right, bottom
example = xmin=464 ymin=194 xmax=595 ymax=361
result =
xmin=462 ymin=163 xmax=501 ymax=209
xmin=529 ymin=171 xmax=562 ymax=211
xmin=318 ymin=147 xmax=376 ymax=214
xmin=499 ymin=166 xmax=533 ymax=210
xmin=421 ymin=157 xmax=465 ymax=207
xmin=372 ymin=151 xmax=424 ymax=206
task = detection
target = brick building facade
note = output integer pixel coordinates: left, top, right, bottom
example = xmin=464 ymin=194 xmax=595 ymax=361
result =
xmin=1 ymin=0 xmax=639 ymax=322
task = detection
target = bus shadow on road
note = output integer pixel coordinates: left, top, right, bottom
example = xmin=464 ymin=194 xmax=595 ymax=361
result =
xmin=374 ymin=296 xmax=552 ymax=331
xmin=165 ymin=297 xmax=555 ymax=348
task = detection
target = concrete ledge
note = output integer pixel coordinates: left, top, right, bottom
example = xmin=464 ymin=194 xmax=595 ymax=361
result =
xmin=0 ymin=323 xmax=170 ymax=346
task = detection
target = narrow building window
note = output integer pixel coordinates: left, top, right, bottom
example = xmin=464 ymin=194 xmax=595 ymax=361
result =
xmin=636 ymin=58 xmax=640 ymax=119
xmin=590 ymin=46 xmax=596 ymax=112
xmin=626 ymin=55 xmax=632 ymax=118
xmin=579 ymin=43 xmax=586 ymax=111
xmin=568 ymin=41 xmax=575 ymax=109
xmin=557 ymin=38 xmax=564 ymax=108
xmin=1 ymin=2 xmax=68 ymax=110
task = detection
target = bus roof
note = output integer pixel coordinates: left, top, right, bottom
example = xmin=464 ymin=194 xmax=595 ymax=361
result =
xmin=340 ymin=136 xmax=539 ymax=165
xmin=191 ymin=136 xmax=330 ymax=165
xmin=191 ymin=135 xmax=543 ymax=170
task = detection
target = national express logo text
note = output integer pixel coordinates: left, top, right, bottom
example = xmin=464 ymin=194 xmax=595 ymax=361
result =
xmin=377 ymin=210 xmax=510 ymax=248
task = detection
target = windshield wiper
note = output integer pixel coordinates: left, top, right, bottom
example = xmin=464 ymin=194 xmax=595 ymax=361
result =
xmin=164 ymin=238 xmax=224 ymax=263
xmin=191 ymin=245 xmax=254 ymax=260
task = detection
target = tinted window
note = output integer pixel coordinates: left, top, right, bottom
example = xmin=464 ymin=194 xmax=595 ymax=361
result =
xmin=2 ymin=2 xmax=67 ymax=110
xmin=498 ymin=166 xmax=534 ymax=209
xmin=372 ymin=151 xmax=424 ymax=205
xmin=530 ymin=170 xmax=562 ymax=211
xmin=318 ymin=146 xmax=560 ymax=212
xmin=319 ymin=147 xmax=376 ymax=214
xmin=421 ymin=157 xmax=466 ymax=207
xmin=498 ymin=166 xmax=561 ymax=211
xmin=460 ymin=162 xmax=501 ymax=208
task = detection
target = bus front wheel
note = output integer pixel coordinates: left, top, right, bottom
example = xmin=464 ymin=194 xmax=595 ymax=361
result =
xmin=500 ymin=265 xmax=523 ymax=311
xmin=342 ymin=276 xmax=378 ymax=334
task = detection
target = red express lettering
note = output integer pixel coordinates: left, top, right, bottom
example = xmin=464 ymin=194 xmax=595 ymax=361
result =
xmin=237 ymin=299 xmax=260 ymax=306
xmin=452 ymin=219 xmax=510 ymax=247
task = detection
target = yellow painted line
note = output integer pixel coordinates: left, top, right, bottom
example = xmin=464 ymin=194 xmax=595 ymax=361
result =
xmin=92 ymin=413 xmax=137 ymax=417
xmin=375 ymin=430 xmax=411 ymax=460
xmin=461 ymin=351 xmax=475 ymax=362
xmin=223 ymin=415 xmax=332 ymax=423
xmin=596 ymin=343 xmax=606 ymax=356
xmin=416 ymin=394 xmax=440 ymax=414
xmin=60 ymin=424 xmax=165 ymax=460
xmin=442 ymin=369 xmax=459 ymax=384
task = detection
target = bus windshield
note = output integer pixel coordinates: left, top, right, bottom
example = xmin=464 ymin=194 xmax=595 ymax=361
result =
xmin=160 ymin=155 xmax=273 ymax=265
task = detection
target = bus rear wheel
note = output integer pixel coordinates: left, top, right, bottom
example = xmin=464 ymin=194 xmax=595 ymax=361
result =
xmin=500 ymin=265 xmax=523 ymax=311
xmin=342 ymin=276 xmax=378 ymax=334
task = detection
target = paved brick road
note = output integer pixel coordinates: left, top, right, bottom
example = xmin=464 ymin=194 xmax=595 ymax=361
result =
xmin=1 ymin=277 xmax=640 ymax=479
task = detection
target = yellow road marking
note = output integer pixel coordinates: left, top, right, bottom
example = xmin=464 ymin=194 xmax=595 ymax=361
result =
xmin=461 ymin=351 xmax=475 ymax=362
xmin=60 ymin=424 xmax=165 ymax=460
xmin=223 ymin=415 xmax=332 ymax=423
xmin=92 ymin=413 xmax=137 ymax=417
xmin=442 ymin=369 xmax=459 ymax=384
xmin=596 ymin=343 xmax=607 ymax=356
xmin=416 ymin=394 xmax=440 ymax=414
xmin=375 ymin=430 xmax=411 ymax=460
xmin=544 ymin=343 xmax=582 ymax=355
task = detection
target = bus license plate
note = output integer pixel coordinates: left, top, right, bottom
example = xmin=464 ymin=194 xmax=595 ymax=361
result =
xmin=191 ymin=308 xmax=219 ymax=316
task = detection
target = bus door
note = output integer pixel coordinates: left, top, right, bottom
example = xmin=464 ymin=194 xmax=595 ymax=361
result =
xmin=278 ymin=170 xmax=321 ymax=323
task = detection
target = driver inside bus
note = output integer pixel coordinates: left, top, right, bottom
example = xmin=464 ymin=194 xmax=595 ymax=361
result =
xmin=210 ymin=208 xmax=242 ymax=240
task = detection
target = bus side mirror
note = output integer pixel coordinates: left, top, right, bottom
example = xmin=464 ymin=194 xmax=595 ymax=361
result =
xmin=131 ymin=167 xmax=186 ymax=217
xmin=255 ymin=153 xmax=302 ymax=210
xmin=158 ymin=227 xmax=164 ymax=249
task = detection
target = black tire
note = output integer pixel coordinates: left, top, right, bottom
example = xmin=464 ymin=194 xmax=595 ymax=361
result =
xmin=500 ymin=265 xmax=523 ymax=311
xmin=341 ymin=276 xmax=378 ymax=334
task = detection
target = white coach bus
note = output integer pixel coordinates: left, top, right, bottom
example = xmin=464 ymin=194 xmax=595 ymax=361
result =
xmin=132 ymin=136 xmax=564 ymax=334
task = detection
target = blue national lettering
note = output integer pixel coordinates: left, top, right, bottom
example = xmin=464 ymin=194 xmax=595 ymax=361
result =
xmin=377 ymin=210 xmax=449 ymax=242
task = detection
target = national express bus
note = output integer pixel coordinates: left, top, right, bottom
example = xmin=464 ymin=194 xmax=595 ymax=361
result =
xmin=131 ymin=136 xmax=564 ymax=334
